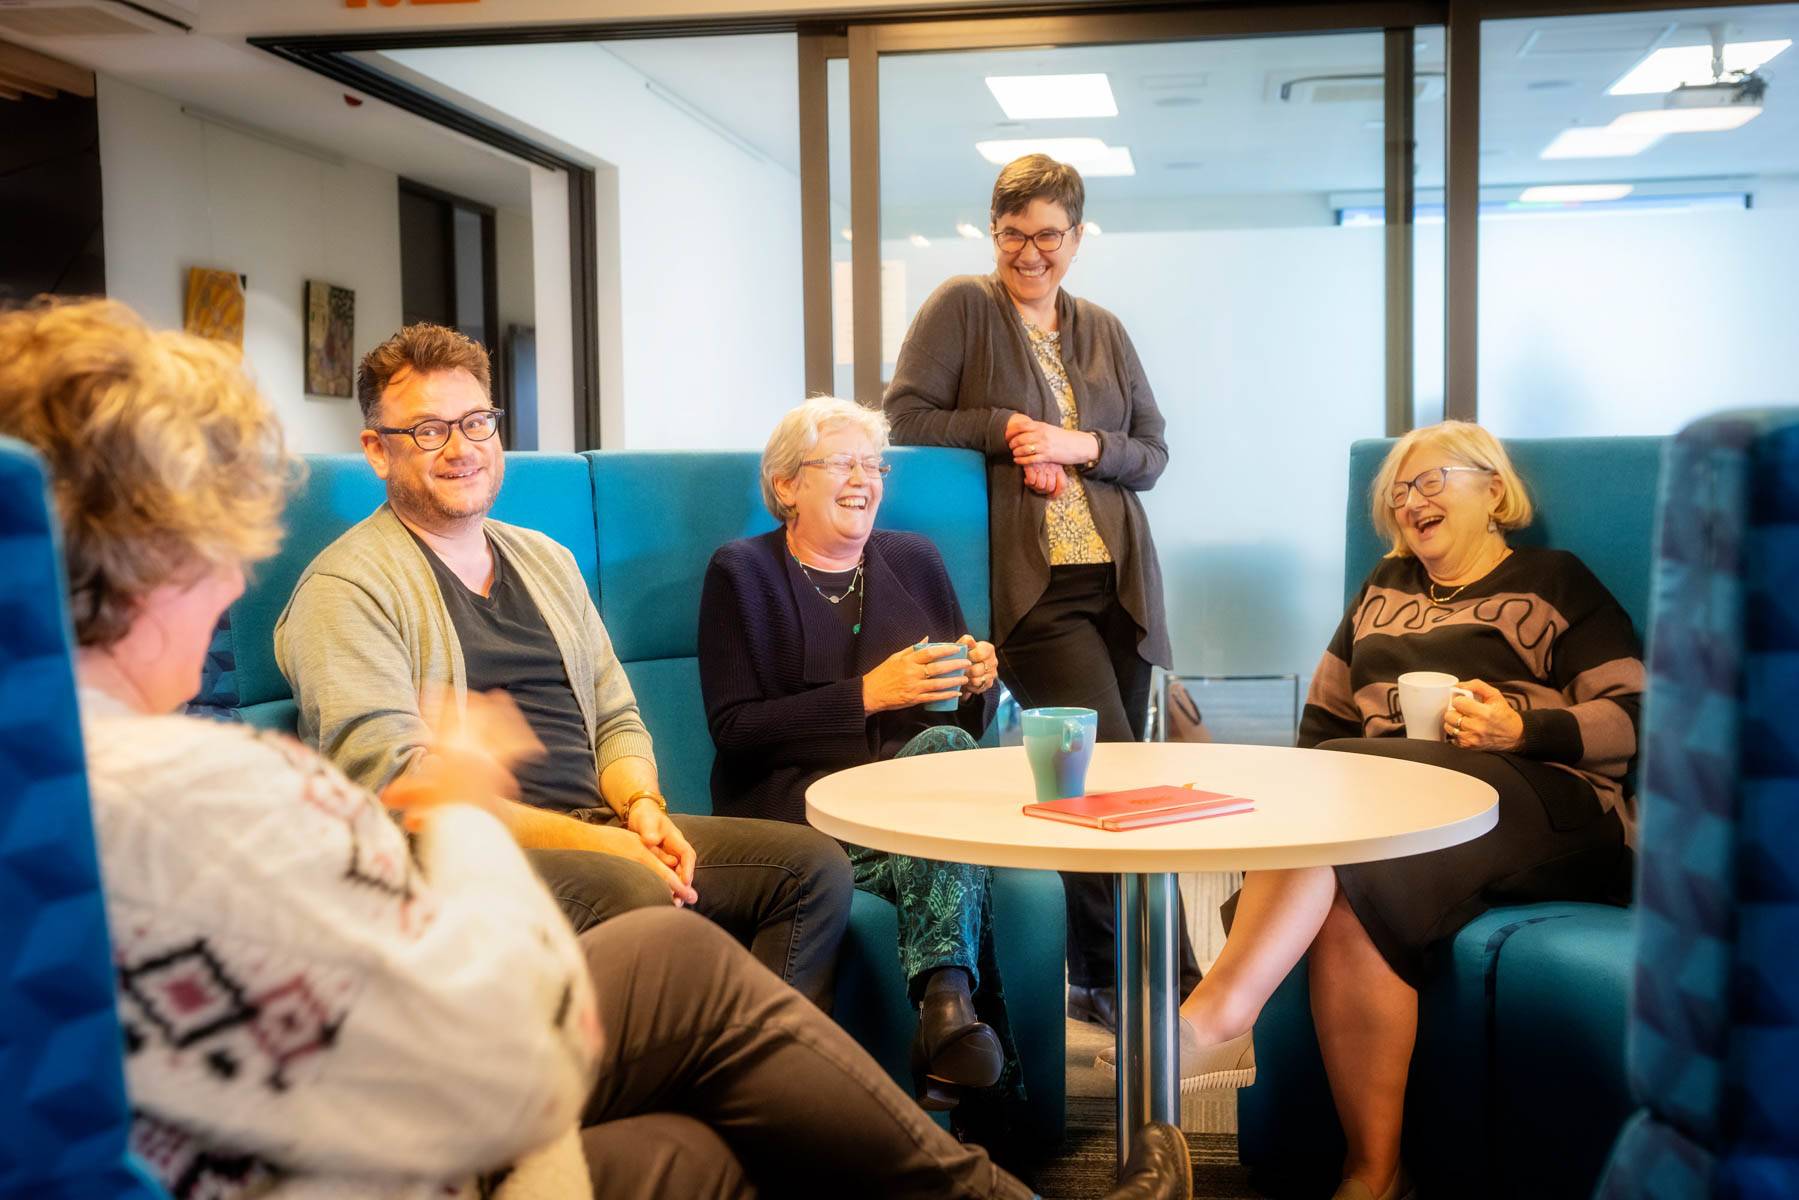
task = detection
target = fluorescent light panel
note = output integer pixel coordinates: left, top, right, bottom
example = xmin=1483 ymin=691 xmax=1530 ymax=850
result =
xmin=1609 ymin=39 xmax=1790 ymax=95
xmin=955 ymin=222 xmax=984 ymax=239
xmin=1540 ymin=126 xmax=1664 ymax=159
xmin=908 ymin=233 xmax=931 ymax=248
xmin=1611 ymin=105 xmax=1762 ymax=134
xmin=975 ymin=137 xmax=1136 ymax=177
xmin=985 ymin=73 xmax=1118 ymax=120
xmin=1519 ymin=183 xmax=1633 ymax=203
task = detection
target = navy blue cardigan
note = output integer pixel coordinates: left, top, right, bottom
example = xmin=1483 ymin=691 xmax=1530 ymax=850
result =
xmin=698 ymin=528 xmax=997 ymax=825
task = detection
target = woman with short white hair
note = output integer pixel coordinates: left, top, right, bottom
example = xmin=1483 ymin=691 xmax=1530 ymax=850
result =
xmin=698 ymin=396 xmax=1042 ymax=1154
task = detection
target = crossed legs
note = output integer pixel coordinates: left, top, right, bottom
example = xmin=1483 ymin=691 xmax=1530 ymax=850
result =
xmin=1176 ymin=868 xmax=1413 ymax=1197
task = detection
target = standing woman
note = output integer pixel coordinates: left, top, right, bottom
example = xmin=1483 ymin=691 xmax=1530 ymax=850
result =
xmin=885 ymin=154 xmax=1203 ymax=1029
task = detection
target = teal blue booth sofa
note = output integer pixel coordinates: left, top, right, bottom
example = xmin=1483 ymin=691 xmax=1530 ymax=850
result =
xmin=194 ymin=447 xmax=1068 ymax=1149
xmin=1237 ymin=437 xmax=1664 ymax=1198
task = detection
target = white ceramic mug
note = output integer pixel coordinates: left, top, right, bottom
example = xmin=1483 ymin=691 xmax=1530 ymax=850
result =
xmin=1397 ymin=671 xmax=1475 ymax=741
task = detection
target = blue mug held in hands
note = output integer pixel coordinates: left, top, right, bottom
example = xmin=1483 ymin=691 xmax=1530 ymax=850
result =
xmin=912 ymin=641 xmax=969 ymax=712
xmin=1021 ymin=706 xmax=1098 ymax=802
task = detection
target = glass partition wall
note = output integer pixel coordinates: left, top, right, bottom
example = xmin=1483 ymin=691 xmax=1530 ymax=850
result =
xmin=813 ymin=15 xmax=1425 ymax=692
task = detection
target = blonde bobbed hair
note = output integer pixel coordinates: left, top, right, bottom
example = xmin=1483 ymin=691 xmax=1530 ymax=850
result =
xmin=0 ymin=297 xmax=296 ymax=647
xmin=761 ymin=396 xmax=890 ymax=523
xmin=1371 ymin=420 xmax=1533 ymax=558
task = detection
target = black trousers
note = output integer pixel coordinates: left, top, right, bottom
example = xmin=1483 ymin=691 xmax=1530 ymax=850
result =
xmin=577 ymin=908 xmax=1033 ymax=1200
xmin=527 ymin=812 xmax=854 ymax=1010
xmin=996 ymin=564 xmax=1204 ymax=995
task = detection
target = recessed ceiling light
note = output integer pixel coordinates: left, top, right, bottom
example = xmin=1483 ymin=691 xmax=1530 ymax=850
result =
xmin=1519 ymin=183 xmax=1634 ymax=203
xmin=1609 ymin=39 xmax=1791 ymax=95
xmin=1540 ymin=126 xmax=1663 ymax=159
xmin=1084 ymin=222 xmax=1103 ymax=236
xmin=955 ymin=222 xmax=984 ymax=240
xmin=974 ymin=137 xmax=1136 ymax=177
xmin=840 ymin=228 xmax=853 ymax=242
xmin=1611 ymin=105 xmax=1762 ymax=134
xmin=985 ymin=73 xmax=1118 ymax=120
xmin=908 ymin=234 xmax=931 ymax=248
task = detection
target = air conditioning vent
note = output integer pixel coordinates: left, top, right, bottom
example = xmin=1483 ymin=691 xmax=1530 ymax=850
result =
xmin=1276 ymin=74 xmax=1445 ymax=104
xmin=0 ymin=0 xmax=183 ymax=36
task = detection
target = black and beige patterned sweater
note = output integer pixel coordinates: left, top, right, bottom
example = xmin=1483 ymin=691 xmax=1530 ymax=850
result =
xmin=1299 ymin=546 xmax=1645 ymax=831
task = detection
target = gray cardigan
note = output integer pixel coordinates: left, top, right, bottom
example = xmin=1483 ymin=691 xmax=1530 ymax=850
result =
xmin=883 ymin=273 xmax=1171 ymax=667
xmin=275 ymin=504 xmax=656 ymax=795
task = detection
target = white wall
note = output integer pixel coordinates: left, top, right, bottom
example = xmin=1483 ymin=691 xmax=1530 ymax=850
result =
xmin=388 ymin=42 xmax=805 ymax=450
xmin=97 ymin=75 xmax=402 ymax=454
xmin=530 ymin=165 xmax=575 ymax=453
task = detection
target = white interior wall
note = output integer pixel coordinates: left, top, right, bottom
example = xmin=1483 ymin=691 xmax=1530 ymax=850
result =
xmin=388 ymin=42 xmax=805 ymax=450
xmin=96 ymin=75 xmax=401 ymax=454
xmin=530 ymin=165 xmax=575 ymax=453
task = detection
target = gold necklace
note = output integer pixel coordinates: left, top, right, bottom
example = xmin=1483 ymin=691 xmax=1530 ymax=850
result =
xmin=1427 ymin=546 xmax=1510 ymax=606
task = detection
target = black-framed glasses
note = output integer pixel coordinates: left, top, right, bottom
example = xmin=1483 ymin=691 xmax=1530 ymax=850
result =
xmin=993 ymin=226 xmax=1074 ymax=254
xmin=1388 ymin=465 xmax=1492 ymax=508
xmin=372 ymin=409 xmax=504 ymax=452
xmin=799 ymin=454 xmax=891 ymax=479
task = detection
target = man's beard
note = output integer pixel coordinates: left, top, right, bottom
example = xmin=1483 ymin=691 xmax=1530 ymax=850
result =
xmin=389 ymin=462 xmax=502 ymax=526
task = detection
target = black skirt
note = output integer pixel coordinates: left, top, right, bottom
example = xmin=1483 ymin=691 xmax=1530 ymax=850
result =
xmin=1316 ymin=737 xmax=1631 ymax=988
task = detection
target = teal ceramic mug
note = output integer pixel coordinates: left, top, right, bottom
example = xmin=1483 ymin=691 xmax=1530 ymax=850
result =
xmin=912 ymin=641 xmax=968 ymax=712
xmin=1021 ymin=706 xmax=1098 ymax=802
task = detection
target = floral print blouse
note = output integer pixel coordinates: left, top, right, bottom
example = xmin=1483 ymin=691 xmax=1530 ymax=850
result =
xmin=1025 ymin=323 xmax=1111 ymax=565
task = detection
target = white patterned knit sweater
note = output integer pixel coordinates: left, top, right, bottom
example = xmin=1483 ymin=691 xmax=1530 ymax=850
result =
xmin=79 ymin=690 xmax=601 ymax=1199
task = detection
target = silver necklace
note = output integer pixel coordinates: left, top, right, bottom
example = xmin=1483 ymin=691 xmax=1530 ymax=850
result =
xmin=792 ymin=549 xmax=865 ymax=636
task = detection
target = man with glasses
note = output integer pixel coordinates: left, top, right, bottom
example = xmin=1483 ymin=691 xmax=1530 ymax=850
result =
xmin=275 ymin=323 xmax=853 ymax=1009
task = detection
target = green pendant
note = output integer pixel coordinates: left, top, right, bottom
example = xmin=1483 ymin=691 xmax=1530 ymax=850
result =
xmin=852 ymin=622 xmax=861 ymax=635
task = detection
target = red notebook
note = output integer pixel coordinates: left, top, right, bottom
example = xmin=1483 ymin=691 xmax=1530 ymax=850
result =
xmin=1023 ymin=786 xmax=1255 ymax=832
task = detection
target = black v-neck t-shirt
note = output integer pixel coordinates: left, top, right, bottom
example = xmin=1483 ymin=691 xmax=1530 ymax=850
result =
xmin=410 ymin=530 xmax=602 ymax=811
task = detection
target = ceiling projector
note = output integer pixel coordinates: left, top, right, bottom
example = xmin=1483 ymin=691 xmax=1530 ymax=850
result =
xmin=1666 ymin=70 xmax=1769 ymax=111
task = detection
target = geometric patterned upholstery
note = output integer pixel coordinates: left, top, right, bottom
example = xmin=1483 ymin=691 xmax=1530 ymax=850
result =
xmin=0 ymin=436 xmax=164 ymax=1198
xmin=1597 ymin=407 xmax=1799 ymax=1200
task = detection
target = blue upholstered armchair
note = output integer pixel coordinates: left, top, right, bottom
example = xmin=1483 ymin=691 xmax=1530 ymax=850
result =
xmin=0 ymin=437 xmax=164 ymax=1198
xmin=1238 ymin=435 xmax=1665 ymax=1199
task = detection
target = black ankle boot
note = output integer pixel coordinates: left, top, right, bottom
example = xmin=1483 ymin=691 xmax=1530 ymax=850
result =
xmin=1067 ymin=984 xmax=1120 ymax=1033
xmin=1103 ymin=1122 xmax=1192 ymax=1200
xmin=911 ymin=968 xmax=1003 ymax=1109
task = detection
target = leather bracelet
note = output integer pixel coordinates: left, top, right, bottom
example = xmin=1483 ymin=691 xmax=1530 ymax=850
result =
xmin=623 ymin=788 xmax=667 ymax=816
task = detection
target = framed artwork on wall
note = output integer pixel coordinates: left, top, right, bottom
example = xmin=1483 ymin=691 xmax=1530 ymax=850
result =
xmin=183 ymin=267 xmax=245 ymax=347
xmin=304 ymin=280 xmax=354 ymax=397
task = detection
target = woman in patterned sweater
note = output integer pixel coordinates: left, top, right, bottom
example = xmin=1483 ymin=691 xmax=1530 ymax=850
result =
xmin=1134 ymin=421 xmax=1638 ymax=1200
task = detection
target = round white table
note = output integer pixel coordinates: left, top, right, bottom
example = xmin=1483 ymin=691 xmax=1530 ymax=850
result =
xmin=806 ymin=741 xmax=1498 ymax=1169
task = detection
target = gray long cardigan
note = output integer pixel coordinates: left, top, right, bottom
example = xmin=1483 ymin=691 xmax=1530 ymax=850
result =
xmin=883 ymin=273 xmax=1172 ymax=668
